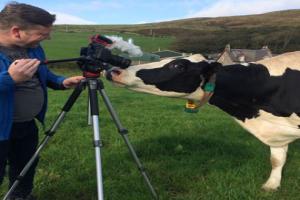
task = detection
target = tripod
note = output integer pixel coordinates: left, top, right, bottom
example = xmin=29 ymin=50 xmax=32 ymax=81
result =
xmin=3 ymin=74 xmax=158 ymax=200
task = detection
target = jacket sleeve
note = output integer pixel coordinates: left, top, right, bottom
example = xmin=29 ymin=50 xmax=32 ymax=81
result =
xmin=31 ymin=46 xmax=66 ymax=90
xmin=0 ymin=59 xmax=15 ymax=92
xmin=45 ymin=67 xmax=66 ymax=90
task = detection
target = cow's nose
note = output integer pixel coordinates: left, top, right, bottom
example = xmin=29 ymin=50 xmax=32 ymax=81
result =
xmin=105 ymin=67 xmax=122 ymax=81
xmin=105 ymin=69 xmax=113 ymax=81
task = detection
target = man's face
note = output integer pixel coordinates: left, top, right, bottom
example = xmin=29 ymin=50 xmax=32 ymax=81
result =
xmin=18 ymin=25 xmax=52 ymax=48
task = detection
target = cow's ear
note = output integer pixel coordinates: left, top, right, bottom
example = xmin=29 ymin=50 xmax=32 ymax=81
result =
xmin=210 ymin=62 xmax=222 ymax=72
xmin=203 ymin=62 xmax=222 ymax=77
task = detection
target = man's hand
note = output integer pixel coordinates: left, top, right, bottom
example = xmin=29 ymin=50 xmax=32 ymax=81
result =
xmin=8 ymin=59 xmax=40 ymax=83
xmin=63 ymin=76 xmax=85 ymax=88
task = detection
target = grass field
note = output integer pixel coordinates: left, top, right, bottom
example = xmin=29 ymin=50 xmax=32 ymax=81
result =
xmin=1 ymin=31 xmax=300 ymax=200
xmin=42 ymin=31 xmax=174 ymax=59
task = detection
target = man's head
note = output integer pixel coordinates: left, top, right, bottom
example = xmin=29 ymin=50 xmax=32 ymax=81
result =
xmin=0 ymin=2 xmax=56 ymax=48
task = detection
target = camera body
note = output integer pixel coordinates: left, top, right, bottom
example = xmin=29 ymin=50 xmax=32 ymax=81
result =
xmin=79 ymin=35 xmax=131 ymax=73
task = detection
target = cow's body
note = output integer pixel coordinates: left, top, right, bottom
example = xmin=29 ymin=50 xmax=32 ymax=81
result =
xmin=106 ymin=51 xmax=300 ymax=191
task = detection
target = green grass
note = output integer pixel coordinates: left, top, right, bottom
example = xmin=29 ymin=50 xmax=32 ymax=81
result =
xmin=42 ymin=31 xmax=174 ymax=59
xmin=2 ymin=31 xmax=300 ymax=200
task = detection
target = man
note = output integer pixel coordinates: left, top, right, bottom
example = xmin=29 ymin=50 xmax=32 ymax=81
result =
xmin=0 ymin=2 xmax=85 ymax=200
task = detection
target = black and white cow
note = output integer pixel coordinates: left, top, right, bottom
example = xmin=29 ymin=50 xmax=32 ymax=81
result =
xmin=106 ymin=52 xmax=300 ymax=191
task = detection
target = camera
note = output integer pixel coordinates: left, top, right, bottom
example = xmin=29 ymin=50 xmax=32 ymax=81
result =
xmin=78 ymin=35 xmax=132 ymax=73
xmin=42 ymin=34 xmax=132 ymax=76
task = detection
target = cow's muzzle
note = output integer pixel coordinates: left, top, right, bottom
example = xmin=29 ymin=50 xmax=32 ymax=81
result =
xmin=105 ymin=67 xmax=123 ymax=81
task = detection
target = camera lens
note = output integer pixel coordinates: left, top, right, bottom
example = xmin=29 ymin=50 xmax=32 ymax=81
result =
xmin=108 ymin=55 xmax=131 ymax=69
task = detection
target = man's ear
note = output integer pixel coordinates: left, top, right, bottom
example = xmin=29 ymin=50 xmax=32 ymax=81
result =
xmin=10 ymin=26 xmax=21 ymax=39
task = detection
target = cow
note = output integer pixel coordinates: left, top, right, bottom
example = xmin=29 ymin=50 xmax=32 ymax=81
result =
xmin=106 ymin=52 xmax=300 ymax=191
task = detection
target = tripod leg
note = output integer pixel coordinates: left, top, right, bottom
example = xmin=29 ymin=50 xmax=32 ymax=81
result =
xmin=88 ymin=95 xmax=92 ymax=125
xmin=3 ymin=81 xmax=86 ymax=200
xmin=97 ymin=83 xmax=159 ymax=200
xmin=88 ymin=80 xmax=104 ymax=200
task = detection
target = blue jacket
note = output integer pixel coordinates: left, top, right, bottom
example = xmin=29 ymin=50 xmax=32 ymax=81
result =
xmin=0 ymin=46 xmax=65 ymax=141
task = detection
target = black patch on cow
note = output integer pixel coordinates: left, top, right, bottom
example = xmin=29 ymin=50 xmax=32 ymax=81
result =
xmin=136 ymin=59 xmax=218 ymax=93
xmin=209 ymin=64 xmax=300 ymax=121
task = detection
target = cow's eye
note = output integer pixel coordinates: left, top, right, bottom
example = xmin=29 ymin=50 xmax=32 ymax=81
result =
xmin=172 ymin=64 xmax=185 ymax=70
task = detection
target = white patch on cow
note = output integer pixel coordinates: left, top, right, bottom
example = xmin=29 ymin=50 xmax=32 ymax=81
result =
xmin=185 ymin=87 xmax=205 ymax=100
xmin=235 ymin=110 xmax=300 ymax=147
xmin=184 ymin=54 xmax=206 ymax=62
xmin=262 ymin=146 xmax=288 ymax=191
xmin=130 ymin=58 xmax=177 ymax=70
xmin=256 ymin=51 xmax=300 ymax=76
xmin=132 ymin=86 xmax=191 ymax=98
xmin=232 ymin=108 xmax=300 ymax=190
xmin=125 ymin=77 xmax=206 ymax=99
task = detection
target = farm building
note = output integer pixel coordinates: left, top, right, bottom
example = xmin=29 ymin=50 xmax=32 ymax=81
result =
xmin=217 ymin=44 xmax=273 ymax=65
xmin=152 ymin=50 xmax=192 ymax=60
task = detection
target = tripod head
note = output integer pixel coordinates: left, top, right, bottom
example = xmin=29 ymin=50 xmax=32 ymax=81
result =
xmin=42 ymin=34 xmax=132 ymax=78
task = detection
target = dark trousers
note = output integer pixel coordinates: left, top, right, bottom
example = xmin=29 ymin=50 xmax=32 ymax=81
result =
xmin=0 ymin=120 xmax=39 ymax=197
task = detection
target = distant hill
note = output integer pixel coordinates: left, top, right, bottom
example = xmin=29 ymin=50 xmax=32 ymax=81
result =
xmin=55 ymin=10 xmax=300 ymax=54
xmin=136 ymin=9 xmax=300 ymax=30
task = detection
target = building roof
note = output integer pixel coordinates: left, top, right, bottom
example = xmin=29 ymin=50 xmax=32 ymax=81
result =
xmin=217 ymin=44 xmax=272 ymax=65
xmin=229 ymin=49 xmax=272 ymax=62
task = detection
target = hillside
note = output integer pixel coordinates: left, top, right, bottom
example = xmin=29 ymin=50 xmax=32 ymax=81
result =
xmin=136 ymin=9 xmax=300 ymax=30
xmin=55 ymin=10 xmax=300 ymax=54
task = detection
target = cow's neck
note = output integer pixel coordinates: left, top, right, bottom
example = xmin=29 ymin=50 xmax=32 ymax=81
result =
xmin=209 ymin=64 xmax=281 ymax=121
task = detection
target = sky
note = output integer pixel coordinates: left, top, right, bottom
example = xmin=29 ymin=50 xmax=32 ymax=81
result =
xmin=0 ymin=0 xmax=300 ymax=25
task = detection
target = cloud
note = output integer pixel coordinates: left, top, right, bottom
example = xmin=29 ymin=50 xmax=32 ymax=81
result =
xmin=135 ymin=21 xmax=148 ymax=24
xmin=188 ymin=0 xmax=300 ymax=18
xmin=52 ymin=12 xmax=97 ymax=24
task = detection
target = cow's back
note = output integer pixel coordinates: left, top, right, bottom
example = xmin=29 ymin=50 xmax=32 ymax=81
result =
xmin=257 ymin=51 xmax=300 ymax=76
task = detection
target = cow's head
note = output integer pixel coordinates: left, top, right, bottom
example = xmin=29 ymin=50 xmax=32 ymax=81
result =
xmin=106 ymin=54 xmax=220 ymax=100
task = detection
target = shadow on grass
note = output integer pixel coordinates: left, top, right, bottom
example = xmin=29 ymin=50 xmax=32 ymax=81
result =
xmin=135 ymin=134 xmax=254 ymax=170
xmin=112 ymin=134 xmax=257 ymax=199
